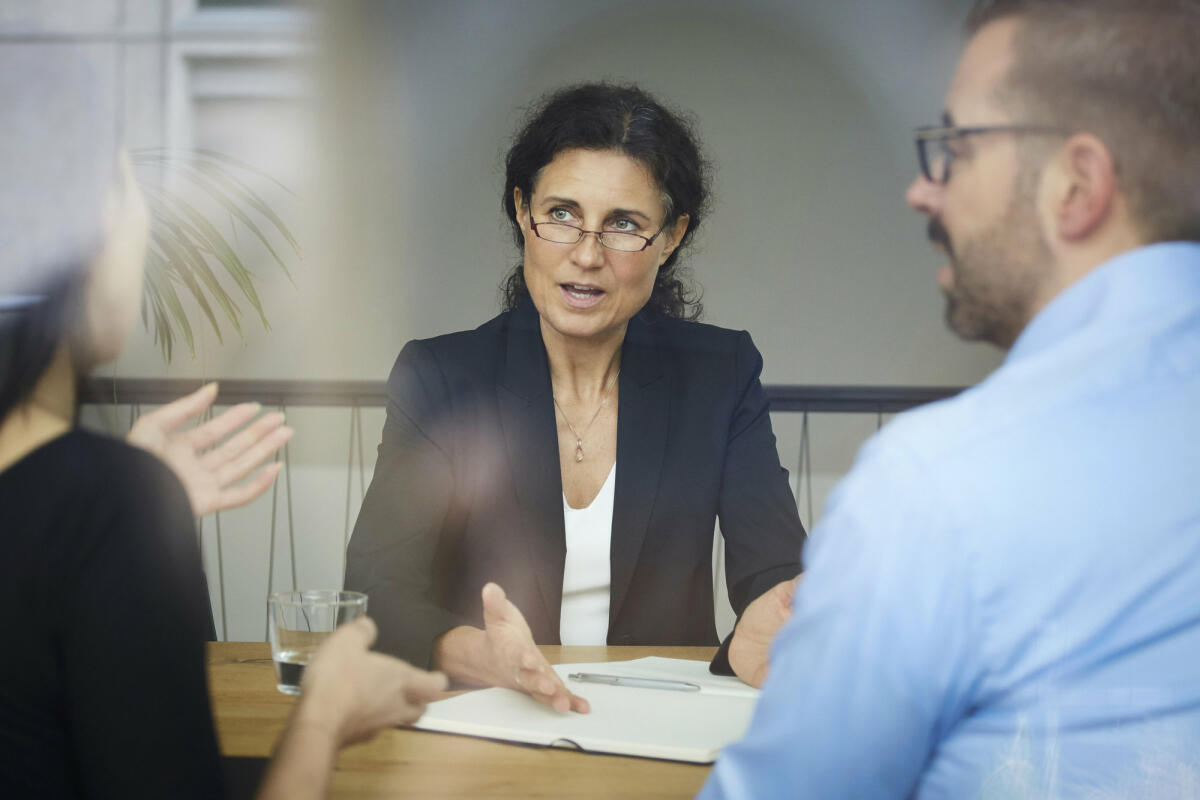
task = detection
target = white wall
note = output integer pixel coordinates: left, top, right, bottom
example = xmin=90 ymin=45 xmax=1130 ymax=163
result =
xmin=15 ymin=0 xmax=1002 ymax=641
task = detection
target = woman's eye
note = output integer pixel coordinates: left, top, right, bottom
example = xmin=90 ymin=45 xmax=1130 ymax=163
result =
xmin=610 ymin=218 xmax=638 ymax=232
xmin=549 ymin=208 xmax=575 ymax=223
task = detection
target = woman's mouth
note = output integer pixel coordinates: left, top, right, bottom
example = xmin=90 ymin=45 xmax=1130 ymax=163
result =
xmin=560 ymin=283 xmax=606 ymax=309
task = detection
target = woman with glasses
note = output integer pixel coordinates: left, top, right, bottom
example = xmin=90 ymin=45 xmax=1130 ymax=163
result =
xmin=346 ymin=82 xmax=805 ymax=711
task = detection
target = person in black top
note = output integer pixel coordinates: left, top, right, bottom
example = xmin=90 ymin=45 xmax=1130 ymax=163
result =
xmin=1 ymin=430 xmax=228 ymax=798
xmin=0 ymin=47 xmax=446 ymax=799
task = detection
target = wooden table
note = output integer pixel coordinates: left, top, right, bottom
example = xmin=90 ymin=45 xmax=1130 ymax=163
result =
xmin=208 ymin=642 xmax=717 ymax=798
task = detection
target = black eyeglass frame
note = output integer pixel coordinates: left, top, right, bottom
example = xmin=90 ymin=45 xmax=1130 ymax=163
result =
xmin=914 ymin=124 xmax=1066 ymax=184
xmin=527 ymin=210 xmax=668 ymax=253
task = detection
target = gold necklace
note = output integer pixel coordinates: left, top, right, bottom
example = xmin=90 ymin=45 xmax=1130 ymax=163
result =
xmin=552 ymin=369 xmax=620 ymax=463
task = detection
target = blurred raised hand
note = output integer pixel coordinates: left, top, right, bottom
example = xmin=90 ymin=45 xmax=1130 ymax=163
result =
xmin=298 ymin=617 xmax=449 ymax=746
xmin=127 ymin=382 xmax=293 ymax=516
xmin=255 ymin=618 xmax=448 ymax=800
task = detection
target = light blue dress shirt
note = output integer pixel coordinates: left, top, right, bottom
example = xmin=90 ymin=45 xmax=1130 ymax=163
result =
xmin=700 ymin=243 xmax=1200 ymax=799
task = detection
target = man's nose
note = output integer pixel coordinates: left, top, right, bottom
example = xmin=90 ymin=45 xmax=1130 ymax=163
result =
xmin=906 ymin=173 xmax=942 ymax=216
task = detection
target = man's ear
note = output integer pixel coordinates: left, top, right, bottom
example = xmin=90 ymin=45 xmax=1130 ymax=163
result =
xmin=1053 ymin=133 xmax=1117 ymax=241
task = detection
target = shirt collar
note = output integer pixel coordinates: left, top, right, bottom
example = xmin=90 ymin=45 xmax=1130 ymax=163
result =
xmin=1006 ymin=242 xmax=1200 ymax=364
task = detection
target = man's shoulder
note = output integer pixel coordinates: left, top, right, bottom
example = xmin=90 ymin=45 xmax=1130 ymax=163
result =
xmin=873 ymin=359 xmax=1053 ymax=470
xmin=877 ymin=387 xmax=986 ymax=460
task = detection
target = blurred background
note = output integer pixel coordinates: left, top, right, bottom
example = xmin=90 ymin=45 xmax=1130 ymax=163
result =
xmin=4 ymin=0 xmax=997 ymax=640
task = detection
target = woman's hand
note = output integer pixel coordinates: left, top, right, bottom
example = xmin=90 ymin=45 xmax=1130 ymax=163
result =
xmin=296 ymin=617 xmax=448 ymax=747
xmin=728 ymin=575 xmax=801 ymax=688
xmin=126 ymin=382 xmax=293 ymax=516
xmin=435 ymin=583 xmax=590 ymax=714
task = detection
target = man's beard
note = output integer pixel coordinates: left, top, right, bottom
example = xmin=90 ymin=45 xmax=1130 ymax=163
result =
xmin=929 ymin=167 xmax=1051 ymax=350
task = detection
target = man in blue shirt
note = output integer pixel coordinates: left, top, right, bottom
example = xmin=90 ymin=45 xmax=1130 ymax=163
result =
xmin=702 ymin=1 xmax=1200 ymax=797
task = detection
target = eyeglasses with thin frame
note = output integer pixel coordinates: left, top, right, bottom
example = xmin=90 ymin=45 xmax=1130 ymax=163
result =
xmin=527 ymin=207 xmax=667 ymax=253
xmin=914 ymin=124 xmax=1065 ymax=184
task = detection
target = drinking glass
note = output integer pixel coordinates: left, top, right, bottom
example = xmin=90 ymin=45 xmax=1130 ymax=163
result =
xmin=267 ymin=590 xmax=367 ymax=695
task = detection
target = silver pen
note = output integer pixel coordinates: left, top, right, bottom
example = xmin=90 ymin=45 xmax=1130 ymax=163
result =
xmin=568 ymin=672 xmax=701 ymax=692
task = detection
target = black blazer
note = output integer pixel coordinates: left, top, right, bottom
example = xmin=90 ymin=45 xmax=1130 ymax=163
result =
xmin=346 ymin=302 xmax=805 ymax=672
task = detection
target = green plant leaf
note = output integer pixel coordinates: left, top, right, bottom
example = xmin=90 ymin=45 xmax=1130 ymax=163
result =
xmin=140 ymin=153 xmax=297 ymax=282
xmin=146 ymin=151 xmax=304 ymax=262
xmin=174 ymin=163 xmax=297 ymax=285
xmin=135 ymin=147 xmax=298 ymax=197
xmin=132 ymin=147 xmax=301 ymax=362
xmin=144 ymin=278 xmax=174 ymax=362
xmin=148 ymin=205 xmax=241 ymax=339
xmin=145 ymin=249 xmax=196 ymax=357
xmin=155 ymin=237 xmax=223 ymax=345
xmin=193 ymin=159 xmax=303 ymax=257
xmin=149 ymin=185 xmax=271 ymax=331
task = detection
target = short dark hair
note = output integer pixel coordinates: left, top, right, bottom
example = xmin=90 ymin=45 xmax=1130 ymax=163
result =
xmin=0 ymin=273 xmax=85 ymax=423
xmin=500 ymin=82 xmax=711 ymax=320
xmin=965 ymin=0 xmax=1200 ymax=243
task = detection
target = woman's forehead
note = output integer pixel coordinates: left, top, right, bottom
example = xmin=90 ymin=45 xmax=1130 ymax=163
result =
xmin=531 ymin=148 xmax=662 ymax=214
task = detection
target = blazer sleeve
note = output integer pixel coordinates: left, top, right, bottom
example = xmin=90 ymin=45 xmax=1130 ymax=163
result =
xmin=345 ymin=340 xmax=469 ymax=669
xmin=711 ymin=330 xmax=807 ymax=674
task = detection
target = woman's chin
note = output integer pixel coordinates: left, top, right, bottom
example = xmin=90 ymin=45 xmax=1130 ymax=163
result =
xmin=539 ymin=308 xmax=619 ymax=343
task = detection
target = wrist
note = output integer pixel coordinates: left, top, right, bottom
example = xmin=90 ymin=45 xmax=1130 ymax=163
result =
xmin=727 ymin=627 xmax=752 ymax=677
xmin=434 ymin=626 xmax=493 ymax=687
xmin=289 ymin=716 xmax=339 ymax=743
xmin=292 ymin=694 xmax=347 ymax=744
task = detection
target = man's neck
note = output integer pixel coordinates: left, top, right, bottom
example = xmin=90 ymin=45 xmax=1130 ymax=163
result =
xmin=1021 ymin=212 xmax=1146 ymax=347
xmin=0 ymin=343 xmax=77 ymax=473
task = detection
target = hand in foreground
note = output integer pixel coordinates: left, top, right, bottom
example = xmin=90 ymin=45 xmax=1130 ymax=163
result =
xmin=481 ymin=582 xmax=590 ymax=713
xmin=126 ymin=382 xmax=293 ymax=516
xmin=297 ymin=617 xmax=449 ymax=748
xmin=728 ymin=575 xmax=801 ymax=688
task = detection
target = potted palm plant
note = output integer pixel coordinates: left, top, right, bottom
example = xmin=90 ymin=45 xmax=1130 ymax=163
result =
xmin=132 ymin=148 xmax=302 ymax=361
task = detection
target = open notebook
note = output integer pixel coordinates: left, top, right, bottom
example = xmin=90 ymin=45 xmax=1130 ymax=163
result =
xmin=411 ymin=657 xmax=759 ymax=763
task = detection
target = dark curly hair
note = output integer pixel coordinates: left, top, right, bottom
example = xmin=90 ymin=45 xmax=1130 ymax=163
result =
xmin=500 ymin=82 xmax=711 ymax=320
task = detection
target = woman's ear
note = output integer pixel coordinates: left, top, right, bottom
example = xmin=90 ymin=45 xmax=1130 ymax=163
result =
xmin=513 ymin=187 xmax=528 ymax=228
xmin=657 ymin=213 xmax=690 ymax=266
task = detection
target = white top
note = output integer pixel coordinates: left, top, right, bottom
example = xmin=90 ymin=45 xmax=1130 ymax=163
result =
xmin=559 ymin=462 xmax=616 ymax=645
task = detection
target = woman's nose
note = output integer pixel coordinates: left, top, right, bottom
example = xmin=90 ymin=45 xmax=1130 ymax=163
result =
xmin=571 ymin=230 xmax=606 ymax=268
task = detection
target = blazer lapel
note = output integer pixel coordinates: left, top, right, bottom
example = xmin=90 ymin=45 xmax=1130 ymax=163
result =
xmin=609 ymin=312 xmax=669 ymax=627
xmin=497 ymin=304 xmax=566 ymax=631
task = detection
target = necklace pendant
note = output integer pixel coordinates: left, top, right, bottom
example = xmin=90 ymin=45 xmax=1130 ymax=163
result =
xmin=574 ymin=440 xmax=584 ymax=462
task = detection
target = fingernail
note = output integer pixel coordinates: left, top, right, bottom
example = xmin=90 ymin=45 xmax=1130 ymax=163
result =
xmin=250 ymin=402 xmax=262 ymax=413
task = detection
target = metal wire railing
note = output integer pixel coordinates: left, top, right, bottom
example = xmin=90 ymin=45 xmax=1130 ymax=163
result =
xmin=81 ymin=378 xmax=964 ymax=640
